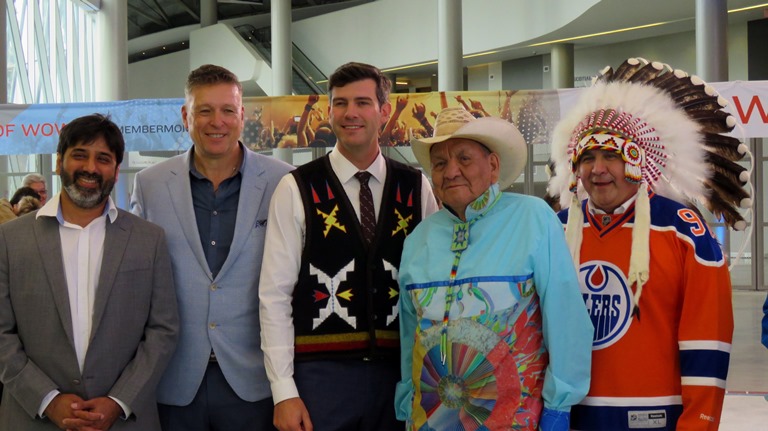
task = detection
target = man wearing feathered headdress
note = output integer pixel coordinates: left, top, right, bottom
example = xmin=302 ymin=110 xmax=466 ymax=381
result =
xmin=548 ymin=58 xmax=746 ymax=431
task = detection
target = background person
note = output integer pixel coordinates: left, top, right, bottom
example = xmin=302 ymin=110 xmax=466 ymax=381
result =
xmin=22 ymin=173 xmax=48 ymax=205
xmin=9 ymin=186 xmax=42 ymax=214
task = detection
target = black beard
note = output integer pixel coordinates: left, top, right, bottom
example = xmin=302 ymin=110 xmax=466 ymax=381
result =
xmin=60 ymin=170 xmax=115 ymax=209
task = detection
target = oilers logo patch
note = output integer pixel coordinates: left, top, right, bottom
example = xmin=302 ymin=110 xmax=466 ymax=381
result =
xmin=578 ymin=261 xmax=633 ymax=350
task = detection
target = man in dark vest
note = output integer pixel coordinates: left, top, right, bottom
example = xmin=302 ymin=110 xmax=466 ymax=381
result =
xmin=258 ymin=62 xmax=438 ymax=431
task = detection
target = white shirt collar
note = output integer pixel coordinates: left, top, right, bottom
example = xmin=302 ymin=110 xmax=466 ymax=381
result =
xmin=329 ymin=146 xmax=386 ymax=185
xmin=37 ymin=193 xmax=118 ymax=224
xmin=588 ymin=194 xmax=638 ymax=215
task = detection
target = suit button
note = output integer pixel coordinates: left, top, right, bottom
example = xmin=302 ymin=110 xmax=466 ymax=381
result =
xmin=209 ymin=323 xmax=217 ymax=329
xmin=72 ymin=379 xmax=81 ymax=385
xmin=210 ymin=284 xmax=218 ymax=291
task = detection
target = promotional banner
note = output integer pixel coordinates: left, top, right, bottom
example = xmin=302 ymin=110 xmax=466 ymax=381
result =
xmin=0 ymin=98 xmax=187 ymax=155
xmin=0 ymin=81 xmax=766 ymax=156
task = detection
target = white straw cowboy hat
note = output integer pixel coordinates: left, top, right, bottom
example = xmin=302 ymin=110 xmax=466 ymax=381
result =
xmin=411 ymin=107 xmax=527 ymax=190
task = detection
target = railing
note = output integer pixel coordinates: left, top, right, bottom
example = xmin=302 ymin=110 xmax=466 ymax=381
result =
xmin=235 ymin=24 xmax=326 ymax=95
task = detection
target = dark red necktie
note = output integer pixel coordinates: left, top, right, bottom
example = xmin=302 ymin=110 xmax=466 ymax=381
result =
xmin=355 ymin=171 xmax=376 ymax=244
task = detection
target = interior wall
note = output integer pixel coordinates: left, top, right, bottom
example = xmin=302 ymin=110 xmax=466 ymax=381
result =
xmin=467 ymin=64 xmax=490 ymax=91
xmin=502 ymin=56 xmax=544 ymax=90
xmin=578 ymin=22 xmax=748 ymax=81
xmin=126 ymin=17 xmax=753 ymax=99
xmin=128 ymin=50 xmax=189 ymax=99
xmin=748 ymin=18 xmax=768 ymax=80
xmin=291 ymin=0 xmax=600 ymax=76
xmin=526 ymin=22 xmax=750 ymax=90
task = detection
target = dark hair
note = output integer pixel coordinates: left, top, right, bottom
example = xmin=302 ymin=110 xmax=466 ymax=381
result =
xmin=10 ymin=186 xmax=41 ymax=206
xmin=57 ymin=114 xmax=125 ymax=165
xmin=328 ymin=62 xmax=391 ymax=107
xmin=185 ymin=64 xmax=242 ymax=98
xmin=15 ymin=196 xmax=41 ymax=215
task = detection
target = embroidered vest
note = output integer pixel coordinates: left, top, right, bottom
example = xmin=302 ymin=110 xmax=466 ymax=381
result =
xmin=292 ymin=155 xmax=423 ymax=361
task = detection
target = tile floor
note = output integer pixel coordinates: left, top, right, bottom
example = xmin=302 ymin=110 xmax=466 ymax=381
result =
xmin=720 ymin=290 xmax=768 ymax=430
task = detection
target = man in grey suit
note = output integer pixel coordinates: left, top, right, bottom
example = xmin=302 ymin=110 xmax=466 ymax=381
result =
xmin=0 ymin=114 xmax=179 ymax=430
xmin=131 ymin=64 xmax=294 ymax=431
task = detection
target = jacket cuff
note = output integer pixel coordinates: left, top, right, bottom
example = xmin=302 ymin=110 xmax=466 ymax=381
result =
xmin=539 ymin=407 xmax=570 ymax=431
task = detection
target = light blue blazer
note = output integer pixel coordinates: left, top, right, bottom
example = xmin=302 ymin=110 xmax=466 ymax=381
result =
xmin=130 ymin=147 xmax=294 ymax=405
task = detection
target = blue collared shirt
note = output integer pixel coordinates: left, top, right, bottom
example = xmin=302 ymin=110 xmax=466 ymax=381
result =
xmin=189 ymin=150 xmax=244 ymax=279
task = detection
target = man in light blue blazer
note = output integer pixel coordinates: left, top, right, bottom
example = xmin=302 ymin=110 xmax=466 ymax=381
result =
xmin=131 ymin=64 xmax=293 ymax=431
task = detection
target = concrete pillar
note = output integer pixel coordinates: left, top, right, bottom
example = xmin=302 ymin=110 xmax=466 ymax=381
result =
xmin=272 ymin=1 xmax=292 ymax=96
xmin=438 ymin=0 xmax=462 ymax=91
xmin=201 ymin=0 xmax=217 ymax=27
xmin=1 ymin=0 xmax=7 ymax=103
xmin=695 ymin=0 xmax=728 ymax=81
xmin=271 ymin=0 xmax=293 ymax=164
xmin=95 ymin=0 xmax=127 ymax=101
xmin=551 ymin=44 xmax=574 ymax=89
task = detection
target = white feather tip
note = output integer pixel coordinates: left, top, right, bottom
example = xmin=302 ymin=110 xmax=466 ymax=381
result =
xmin=740 ymin=197 xmax=753 ymax=209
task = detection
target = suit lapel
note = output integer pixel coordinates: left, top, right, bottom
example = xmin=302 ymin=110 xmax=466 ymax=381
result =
xmin=216 ymin=150 xmax=267 ymax=279
xmin=168 ymin=151 xmax=213 ymax=280
xmin=90 ymin=213 xmax=129 ymax=339
xmin=35 ymin=216 xmax=76 ymax=348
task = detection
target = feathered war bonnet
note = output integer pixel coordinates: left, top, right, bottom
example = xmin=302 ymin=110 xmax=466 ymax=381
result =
xmin=548 ymin=57 xmax=752 ymax=317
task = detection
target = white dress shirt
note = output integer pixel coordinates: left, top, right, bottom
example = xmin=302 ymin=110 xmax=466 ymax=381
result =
xmin=258 ymin=147 xmax=439 ymax=404
xmin=35 ymin=194 xmax=129 ymax=418
xmin=587 ymin=194 xmax=638 ymax=215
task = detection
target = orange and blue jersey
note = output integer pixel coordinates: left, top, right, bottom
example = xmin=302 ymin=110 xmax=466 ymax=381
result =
xmin=558 ymin=193 xmax=734 ymax=431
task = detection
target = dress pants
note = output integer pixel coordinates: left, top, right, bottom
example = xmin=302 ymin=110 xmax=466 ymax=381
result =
xmin=158 ymin=361 xmax=275 ymax=431
xmin=295 ymin=358 xmax=404 ymax=431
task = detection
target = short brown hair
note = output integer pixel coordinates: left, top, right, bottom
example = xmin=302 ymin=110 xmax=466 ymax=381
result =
xmin=185 ymin=64 xmax=242 ymax=99
xmin=328 ymin=62 xmax=391 ymax=107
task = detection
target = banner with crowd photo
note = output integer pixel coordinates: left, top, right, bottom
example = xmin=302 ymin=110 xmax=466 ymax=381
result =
xmin=241 ymin=90 xmax=562 ymax=151
xmin=0 ymin=80 xmax=767 ymax=156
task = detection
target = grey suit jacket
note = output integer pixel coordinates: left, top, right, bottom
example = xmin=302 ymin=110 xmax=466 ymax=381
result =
xmin=131 ymin=146 xmax=293 ymax=405
xmin=0 ymin=207 xmax=179 ymax=431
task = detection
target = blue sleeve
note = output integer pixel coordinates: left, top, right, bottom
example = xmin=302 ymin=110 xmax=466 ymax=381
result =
xmin=395 ymin=248 xmax=417 ymax=423
xmin=539 ymin=408 xmax=571 ymax=431
xmin=762 ymin=292 xmax=768 ymax=349
xmin=534 ymin=206 xmax=593 ymax=413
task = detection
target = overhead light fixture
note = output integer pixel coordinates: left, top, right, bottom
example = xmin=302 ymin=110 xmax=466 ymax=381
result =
xmin=465 ymin=50 xmax=499 ymax=59
xmin=528 ymin=21 xmax=675 ymax=47
xmin=529 ymin=3 xmax=768 ymax=48
xmin=729 ymin=2 xmax=768 ymax=13
xmin=382 ymin=61 xmax=438 ymax=73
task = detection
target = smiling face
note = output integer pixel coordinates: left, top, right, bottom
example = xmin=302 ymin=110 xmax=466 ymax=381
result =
xmin=328 ymin=78 xmax=391 ymax=164
xmin=56 ymin=136 xmax=119 ymax=210
xmin=576 ymin=149 xmax=640 ymax=213
xmin=430 ymin=138 xmax=499 ymax=220
xmin=182 ymin=82 xmax=244 ymax=161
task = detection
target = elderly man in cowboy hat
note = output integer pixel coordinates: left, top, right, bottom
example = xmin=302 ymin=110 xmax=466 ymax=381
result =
xmin=395 ymin=107 xmax=593 ymax=431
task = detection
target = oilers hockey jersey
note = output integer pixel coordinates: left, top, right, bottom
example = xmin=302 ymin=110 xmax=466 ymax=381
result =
xmin=558 ymin=193 xmax=734 ymax=431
